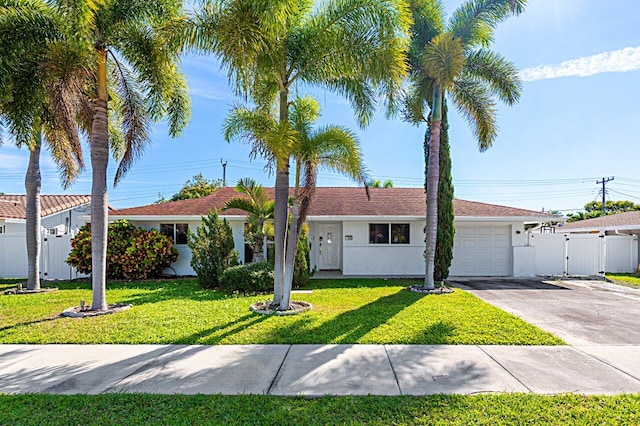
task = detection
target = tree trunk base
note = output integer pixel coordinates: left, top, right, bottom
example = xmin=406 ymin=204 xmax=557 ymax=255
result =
xmin=251 ymin=300 xmax=312 ymax=316
xmin=4 ymin=286 xmax=58 ymax=295
xmin=408 ymin=285 xmax=454 ymax=295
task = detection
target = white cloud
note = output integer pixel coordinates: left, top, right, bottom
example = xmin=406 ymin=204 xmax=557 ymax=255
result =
xmin=520 ymin=46 xmax=640 ymax=82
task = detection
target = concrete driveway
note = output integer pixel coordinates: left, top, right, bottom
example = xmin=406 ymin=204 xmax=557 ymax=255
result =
xmin=449 ymin=278 xmax=640 ymax=345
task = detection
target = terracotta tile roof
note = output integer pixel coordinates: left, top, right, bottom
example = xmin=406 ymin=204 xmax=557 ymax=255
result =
xmin=111 ymin=187 xmax=554 ymax=219
xmin=0 ymin=195 xmax=91 ymax=220
xmin=558 ymin=210 xmax=640 ymax=231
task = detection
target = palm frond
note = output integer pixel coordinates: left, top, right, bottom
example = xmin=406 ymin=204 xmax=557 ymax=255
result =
xmin=408 ymin=0 xmax=445 ymax=69
xmin=450 ymin=77 xmax=497 ymax=151
xmin=464 ymin=48 xmax=521 ymax=105
xmin=306 ymin=125 xmax=364 ymax=182
xmin=448 ymin=0 xmax=525 ymax=48
xmin=292 ymin=0 xmax=410 ymax=124
xmin=403 ymin=75 xmax=434 ymax=124
xmin=421 ymin=32 xmax=466 ymax=90
xmin=108 ymin=55 xmax=150 ymax=185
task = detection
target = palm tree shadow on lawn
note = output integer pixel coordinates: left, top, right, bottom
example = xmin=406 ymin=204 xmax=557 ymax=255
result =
xmin=254 ymin=288 xmax=456 ymax=344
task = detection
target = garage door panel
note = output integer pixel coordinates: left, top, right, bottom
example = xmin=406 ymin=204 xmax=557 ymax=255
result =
xmin=450 ymin=225 xmax=512 ymax=276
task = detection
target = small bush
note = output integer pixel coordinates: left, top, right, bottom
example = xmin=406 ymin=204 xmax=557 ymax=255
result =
xmin=188 ymin=211 xmax=239 ymax=289
xmin=219 ymin=262 xmax=274 ymax=293
xmin=66 ymin=220 xmax=178 ymax=280
xmin=294 ymin=227 xmax=313 ymax=287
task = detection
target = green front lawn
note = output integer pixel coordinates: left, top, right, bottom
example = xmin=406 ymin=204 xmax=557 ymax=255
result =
xmin=1 ymin=394 xmax=638 ymax=425
xmin=0 ymin=278 xmax=563 ymax=345
xmin=606 ymin=273 xmax=640 ymax=288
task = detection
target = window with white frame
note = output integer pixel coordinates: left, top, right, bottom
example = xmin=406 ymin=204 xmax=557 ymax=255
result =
xmin=160 ymin=223 xmax=188 ymax=244
xmin=369 ymin=223 xmax=410 ymax=244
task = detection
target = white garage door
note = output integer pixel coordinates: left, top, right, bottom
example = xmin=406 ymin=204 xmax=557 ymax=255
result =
xmin=450 ymin=225 xmax=511 ymax=276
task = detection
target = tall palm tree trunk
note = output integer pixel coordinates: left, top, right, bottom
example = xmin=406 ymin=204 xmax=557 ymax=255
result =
xmin=25 ymin=136 xmax=42 ymax=290
xmin=90 ymin=47 xmax=109 ymax=311
xmin=273 ymin=89 xmax=289 ymax=307
xmin=282 ymin=196 xmax=299 ymax=309
xmin=424 ymin=88 xmax=442 ymax=290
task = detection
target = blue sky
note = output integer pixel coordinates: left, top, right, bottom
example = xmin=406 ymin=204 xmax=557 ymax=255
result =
xmin=2 ymin=0 xmax=639 ymax=213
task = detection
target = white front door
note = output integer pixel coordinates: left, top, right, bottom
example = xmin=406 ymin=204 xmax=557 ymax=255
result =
xmin=318 ymin=223 xmax=341 ymax=270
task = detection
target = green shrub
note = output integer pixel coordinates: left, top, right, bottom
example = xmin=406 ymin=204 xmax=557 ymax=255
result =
xmin=265 ymin=228 xmax=313 ymax=288
xmin=66 ymin=220 xmax=178 ymax=280
xmin=293 ymin=227 xmax=313 ymax=287
xmin=219 ymin=261 xmax=274 ymax=293
xmin=188 ymin=211 xmax=239 ymax=289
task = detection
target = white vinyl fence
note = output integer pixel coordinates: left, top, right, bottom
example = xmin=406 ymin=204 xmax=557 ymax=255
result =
xmin=0 ymin=231 xmax=84 ymax=280
xmin=529 ymin=233 xmax=638 ymax=276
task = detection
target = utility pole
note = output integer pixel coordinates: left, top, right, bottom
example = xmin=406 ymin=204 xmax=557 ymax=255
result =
xmin=596 ymin=177 xmax=614 ymax=214
xmin=221 ymin=159 xmax=227 ymax=187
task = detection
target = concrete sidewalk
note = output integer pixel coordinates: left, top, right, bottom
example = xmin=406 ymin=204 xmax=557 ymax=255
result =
xmin=2 ymin=344 xmax=640 ymax=396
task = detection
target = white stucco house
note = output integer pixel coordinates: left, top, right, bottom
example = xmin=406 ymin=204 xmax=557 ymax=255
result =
xmin=109 ymin=187 xmax=557 ymax=277
xmin=0 ymin=194 xmax=91 ymax=279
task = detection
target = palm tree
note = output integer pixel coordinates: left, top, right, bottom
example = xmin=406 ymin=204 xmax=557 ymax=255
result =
xmin=405 ymin=0 xmax=525 ymax=289
xmin=52 ymin=0 xmax=191 ymax=310
xmin=223 ymin=178 xmax=274 ymax=263
xmin=0 ymin=2 xmax=86 ymax=290
xmin=194 ymin=0 xmax=409 ymax=310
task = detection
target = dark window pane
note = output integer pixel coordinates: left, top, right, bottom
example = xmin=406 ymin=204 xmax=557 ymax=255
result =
xmin=160 ymin=224 xmax=174 ymax=243
xmin=175 ymin=223 xmax=188 ymax=245
xmin=391 ymin=224 xmax=410 ymax=244
xmin=369 ymin=224 xmax=389 ymax=244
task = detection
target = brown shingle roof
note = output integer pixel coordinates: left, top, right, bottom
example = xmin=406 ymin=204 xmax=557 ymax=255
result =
xmin=0 ymin=195 xmax=91 ymax=220
xmin=558 ymin=210 xmax=640 ymax=231
xmin=111 ymin=187 xmax=553 ymax=219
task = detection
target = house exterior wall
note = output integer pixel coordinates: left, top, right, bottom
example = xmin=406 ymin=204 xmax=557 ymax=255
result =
xmin=0 ymin=205 xmax=90 ymax=280
xmin=337 ymin=220 xmax=426 ymax=276
xmin=125 ymin=218 xmax=246 ymax=276
xmin=309 ymin=219 xmax=532 ymax=277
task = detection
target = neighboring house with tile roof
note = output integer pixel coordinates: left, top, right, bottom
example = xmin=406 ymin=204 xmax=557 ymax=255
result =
xmin=557 ymin=211 xmax=640 ymax=235
xmin=527 ymin=211 xmax=640 ymax=276
xmin=0 ymin=195 xmax=91 ymax=280
xmin=110 ymin=187 xmax=558 ymax=277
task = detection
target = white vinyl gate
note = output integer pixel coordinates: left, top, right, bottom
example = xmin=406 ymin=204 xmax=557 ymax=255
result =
xmin=529 ymin=233 xmax=638 ymax=276
xmin=0 ymin=232 xmax=83 ymax=280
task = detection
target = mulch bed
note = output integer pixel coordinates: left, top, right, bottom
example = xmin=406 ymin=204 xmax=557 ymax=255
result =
xmin=250 ymin=300 xmax=313 ymax=316
xmin=61 ymin=303 xmax=132 ymax=318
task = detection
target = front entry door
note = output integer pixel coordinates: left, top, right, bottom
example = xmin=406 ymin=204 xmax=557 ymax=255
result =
xmin=318 ymin=223 xmax=341 ymax=270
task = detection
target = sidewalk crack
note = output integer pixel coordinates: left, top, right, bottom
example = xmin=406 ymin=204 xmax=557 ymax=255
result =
xmin=477 ymin=345 xmax=532 ymax=393
xmin=267 ymin=344 xmax=292 ymax=395
xmin=384 ymin=345 xmax=402 ymax=395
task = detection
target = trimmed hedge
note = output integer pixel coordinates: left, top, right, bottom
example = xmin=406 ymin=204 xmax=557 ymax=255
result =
xmin=219 ymin=262 xmax=274 ymax=293
xmin=66 ymin=220 xmax=178 ymax=280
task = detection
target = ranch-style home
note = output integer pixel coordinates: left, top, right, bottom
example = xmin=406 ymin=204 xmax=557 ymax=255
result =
xmin=109 ymin=187 xmax=558 ymax=277
xmin=0 ymin=194 xmax=91 ymax=280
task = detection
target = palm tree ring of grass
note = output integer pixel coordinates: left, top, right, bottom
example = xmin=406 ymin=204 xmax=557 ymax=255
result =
xmin=250 ymin=300 xmax=312 ymax=316
xmin=60 ymin=302 xmax=132 ymax=318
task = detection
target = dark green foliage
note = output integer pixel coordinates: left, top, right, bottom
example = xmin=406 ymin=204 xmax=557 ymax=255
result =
xmin=219 ymin=261 xmax=274 ymax=293
xmin=294 ymin=227 xmax=313 ymax=287
xmin=156 ymin=173 xmax=222 ymax=203
xmin=435 ymin=106 xmax=455 ymax=281
xmin=567 ymin=200 xmax=640 ymax=222
xmin=187 ymin=211 xmax=239 ymax=288
xmin=266 ymin=228 xmax=313 ymax=288
xmin=66 ymin=220 xmax=178 ymax=280
xmin=425 ymin=105 xmax=455 ymax=282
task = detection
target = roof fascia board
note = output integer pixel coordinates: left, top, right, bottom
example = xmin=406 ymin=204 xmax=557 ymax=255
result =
xmin=306 ymin=215 xmax=553 ymax=222
xmin=104 ymin=215 xmax=247 ymax=222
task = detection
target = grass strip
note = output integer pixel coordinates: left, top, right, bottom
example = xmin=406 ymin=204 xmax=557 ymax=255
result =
xmin=0 ymin=393 xmax=638 ymax=425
